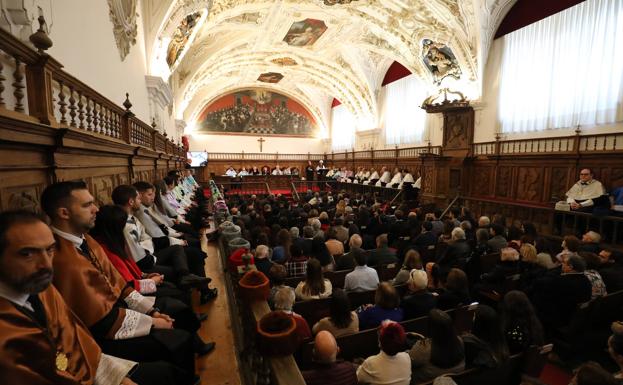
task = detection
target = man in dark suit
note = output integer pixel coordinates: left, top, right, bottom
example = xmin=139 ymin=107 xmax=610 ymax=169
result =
xmin=487 ymin=223 xmax=508 ymax=253
xmin=532 ymin=254 xmax=592 ymax=328
xmin=335 ymin=235 xmax=362 ymax=271
xmin=437 ymin=227 xmax=471 ymax=271
xmin=295 ymin=226 xmax=315 ymax=256
xmin=367 ymin=234 xmax=398 ymax=267
xmin=412 ymin=221 xmax=437 ymax=255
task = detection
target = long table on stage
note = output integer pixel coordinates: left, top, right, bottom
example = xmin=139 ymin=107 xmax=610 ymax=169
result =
xmin=213 ymin=174 xmax=301 ymax=193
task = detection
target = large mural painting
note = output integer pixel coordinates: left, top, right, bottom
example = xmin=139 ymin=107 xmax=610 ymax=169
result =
xmin=196 ymin=89 xmax=318 ymax=136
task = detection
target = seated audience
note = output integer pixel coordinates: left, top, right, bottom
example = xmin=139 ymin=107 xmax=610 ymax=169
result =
xmin=570 ymin=361 xmax=618 ymax=385
xmin=0 ymin=210 xmax=188 ymax=385
xmin=580 ymin=231 xmax=602 ymax=254
xmin=344 ymin=248 xmax=379 ymax=292
xmin=500 ymin=291 xmax=544 ymax=354
xmin=301 ymin=331 xmax=358 ymax=385
xmin=532 ymin=254 xmax=592 ymax=328
xmin=284 ymin=244 xmax=309 ymax=277
xmin=608 ymin=321 xmax=623 ymax=381
xmin=272 ymin=229 xmax=292 ymax=264
xmin=479 ymin=247 xmax=520 ymax=290
xmin=335 ymin=234 xmax=362 ymax=271
xmin=555 ymin=235 xmax=581 ymax=263
xmin=268 ymin=264 xmax=288 ymax=309
xmin=254 ymin=245 xmax=274 ymax=278
xmin=358 ymin=282 xmax=404 ymax=330
xmin=579 ymin=252 xmax=607 ymax=299
xmin=436 ymin=268 xmax=471 ymax=311
xmin=311 ymin=236 xmax=334 ymax=271
xmin=295 ymin=258 xmax=333 ymax=300
xmin=356 ymin=321 xmax=411 ymax=385
xmin=487 ymin=224 xmax=507 ymax=253
xmin=462 ymin=305 xmax=510 ymax=368
xmin=518 ymin=243 xmax=547 ymax=291
xmin=273 ymin=287 xmax=311 ymax=344
xmin=437 ymin=227 xmax=471 ymax=271
xmin=409 ymin=309 xmax=465 ymax=383
xmin=41 ymin=181 xmax=197 ymax=375
xmin=312 ymin=288 xmax=359 ymax=337
xmin=367 ymin=234 xmax=398 ymax=267
xmin=393 ymin=249 xmax=423 ymax=285
xmin=401 ymin=269 xmax=437 ymax=320
xmin=325 ymin=228 xmax=345 ymax=257
xmin=413 ymin=221 xmax=437 ymax=255
xmin=598 ymin=248 xmax=623 ymax=292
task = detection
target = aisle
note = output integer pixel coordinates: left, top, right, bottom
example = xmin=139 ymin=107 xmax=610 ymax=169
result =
xmin=195 ymin=236 xmax=242 ymax=385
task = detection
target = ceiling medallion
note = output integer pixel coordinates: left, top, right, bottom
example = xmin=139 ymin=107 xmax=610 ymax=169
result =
xmin=257 ymin=72 xmax=284 ymax=83
xmin=283 ymin=19 xmax=328 ymax=47
xmin=421 ymin=39 xmax=462 ymax=85
xmin=323 ymin=0 xmax=360 ymax=5
xmin=271 ymin=57 xmax=298 ymax=66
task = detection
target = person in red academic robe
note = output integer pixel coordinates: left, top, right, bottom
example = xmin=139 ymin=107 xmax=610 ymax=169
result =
xmin=0 ymin=210 xmax=184 ymax=385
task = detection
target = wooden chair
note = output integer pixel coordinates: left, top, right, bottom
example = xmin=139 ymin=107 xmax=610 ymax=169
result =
xmin=451 ymin=302 xmax=478 ymax=334
xmin=379 ymin=263 xmax=400 ymax=281
xmin=479 ymin=252 xmax=500 ymax=274
xmin=292 ymin=297 xmax=332 ymax=327
xmin=284 ymin=275 xmax=305 ymax=288
xmin=326 ymin=269 xmax=351 ymax=289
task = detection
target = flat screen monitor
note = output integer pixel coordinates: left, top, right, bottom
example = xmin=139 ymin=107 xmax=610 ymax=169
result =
xmin=188 ymin=151 xmax=208 ymax=167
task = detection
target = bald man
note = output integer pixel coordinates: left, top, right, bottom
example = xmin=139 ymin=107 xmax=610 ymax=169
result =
xmin=301 ymin=331 xmax=357 ymax=385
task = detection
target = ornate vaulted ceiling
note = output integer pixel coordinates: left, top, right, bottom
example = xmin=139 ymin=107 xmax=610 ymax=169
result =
xmin=144 ymin=0 xmax=516 ymax=135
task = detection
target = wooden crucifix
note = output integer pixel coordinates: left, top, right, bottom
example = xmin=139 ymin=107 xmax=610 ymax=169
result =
xmin=257 ymin=137 xmax=265 ymax=152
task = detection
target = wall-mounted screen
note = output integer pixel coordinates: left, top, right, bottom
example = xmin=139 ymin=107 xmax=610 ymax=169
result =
xmin=188 ymin=151 xmax=208 ymax=167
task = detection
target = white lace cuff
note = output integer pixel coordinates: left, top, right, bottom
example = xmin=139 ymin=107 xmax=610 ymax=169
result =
xmin=113 ymin=310 xmax=153 ymax=339
xmin=138 ymin=279 xmax=157 ymax=294
xmin=94 ymin=353 xmax=136 ymax=385
xmin=123 ymin=290 xmax=156 ymax=313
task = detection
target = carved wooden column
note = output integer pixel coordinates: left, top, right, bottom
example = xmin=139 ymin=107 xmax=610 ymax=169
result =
xmin=421 ymin=91 xmax=474 ymax=205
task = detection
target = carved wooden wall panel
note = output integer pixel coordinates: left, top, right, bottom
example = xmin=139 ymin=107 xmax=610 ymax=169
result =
xmin=0 ymin=119 xmax=184 ymax=212
xmin=495 ymin=166 xmax=512 ymax=198
xmin=471 ymin=166 xmax=493 ymax=197
xmin=516 ymin=167 xmax=542 ymax=203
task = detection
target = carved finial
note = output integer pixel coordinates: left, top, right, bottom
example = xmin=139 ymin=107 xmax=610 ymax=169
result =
xmin=123 ymin=93 xmax=132 ymax=111
xmin=575 ymin=124 xmax=581 ymax=135
xmin=163 ymin=131 xmax=168 ymax=138
xmin=151 ymin=117 xmax=157 ymax=129
xmin=29 ymin=15 xmax=53 ymax=53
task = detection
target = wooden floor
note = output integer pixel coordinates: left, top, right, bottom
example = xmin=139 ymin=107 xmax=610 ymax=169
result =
xmin=195 ymin=236 xmax=242 ymax=385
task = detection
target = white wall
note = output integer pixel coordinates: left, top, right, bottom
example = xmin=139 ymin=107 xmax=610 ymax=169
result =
xmin=475 ymin=38 xmax=623 ymax=143
xmin=188 ymin=133 xmax=327 ymax=154
xmin=45 ymin=0 xmax=152 ymax=125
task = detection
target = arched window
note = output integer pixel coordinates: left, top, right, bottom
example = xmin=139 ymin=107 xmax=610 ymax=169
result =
xmin=498 ymin=0 xmax=623 ymax=133
xmin=382 ymin=74 xmax=428 ymax=145
xmin=331 ymin=104 xmax=356 ymax=151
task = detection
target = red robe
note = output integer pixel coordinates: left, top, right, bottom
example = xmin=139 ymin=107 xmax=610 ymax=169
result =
xmin=0 ymin=285 xmax=100 ymax=385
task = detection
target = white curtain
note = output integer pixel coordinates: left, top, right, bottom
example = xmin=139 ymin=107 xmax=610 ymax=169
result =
xmin=383 ymin=74 xmax=428 ymax=145
xmin=331 ymin=104 xmax=356 ymax=151
xmin=498 ymin=0 xmax=623 ymax=133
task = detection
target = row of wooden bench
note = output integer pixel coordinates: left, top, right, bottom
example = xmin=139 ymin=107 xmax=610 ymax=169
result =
xmin=296 ymin=301 xmax=553 ymax=385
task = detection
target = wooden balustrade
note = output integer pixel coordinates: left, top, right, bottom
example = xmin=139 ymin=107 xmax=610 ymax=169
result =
xmin=206 ymin=145 xmax=442 ymax=163
xmin=472 ymin=131 xmax=623 ymax=157
xmin=0 ymin=21 xmax=182 ymax=157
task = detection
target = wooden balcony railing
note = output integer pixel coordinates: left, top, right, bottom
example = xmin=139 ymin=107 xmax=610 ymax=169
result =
xmin=206 ymin=145 xmax=442 ymax=162
xmin=472 ymin=131 xmax=623 ymax=157
xmin=0 ymin=22 xmax=184 ymax=158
